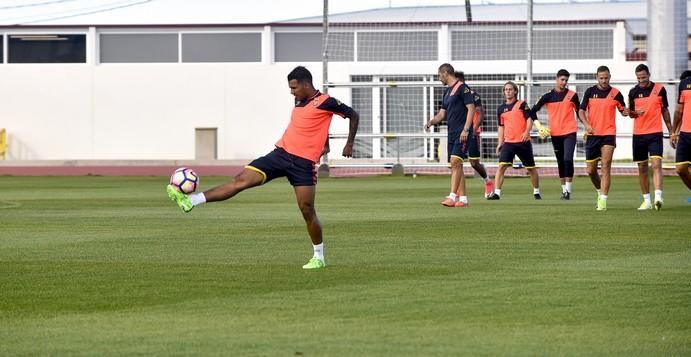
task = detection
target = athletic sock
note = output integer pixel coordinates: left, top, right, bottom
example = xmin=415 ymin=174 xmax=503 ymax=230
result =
xmin=642 ymin=193 xmax=651 ymax=203
xmin=458 ymin=195 xmax=468 ymax=204
xmin=448 ymin=192 xmax=457 ymax=201
xmin=494 ymin=189 xmax=502 ymax=197
xmin=654 ymin=190 xmax=662 ymax=201
xmin=533 ymin=188 xmax=540 ymax=195
xmin=565 ymin=182 xmax=573 ymax=193
xmin=189 ymin=192 xmax=206 ymax=206
xmin=600 ymin=194 xmax=608 ymax=201
xmin=313 ymin=243 xmax=324 ymax=261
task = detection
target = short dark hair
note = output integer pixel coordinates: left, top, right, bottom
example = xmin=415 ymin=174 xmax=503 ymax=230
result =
xmin=287 ymin=66 xmax=313 ymax=84
xmin=454 ymin=71 xmax=465 ymax=81
xmin=596 ymin=65 xmax=610 ymax=74
xmin=438 ymin=63 xmax=455 ymax=75
xmin=635 ymin=63 xmax=650 ymax=74
xmin=556 ymin=69 xmax=570 ymax=78
xmin=681 ymin=70 xmax=691 ymax=80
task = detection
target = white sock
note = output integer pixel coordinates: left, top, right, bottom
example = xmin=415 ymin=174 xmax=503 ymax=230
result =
xmin=642 ymin=193 xmax=651 ymax=203
xmin=313 ymin=243 xmax=324 ymax=261
xmin=561 ymin=184 xmax=567 ymax=193
xmin=566 ymin=182 xmax=573 ymax=193
xmin=458 ymin=195 xmax=468 ymax=204
xmin=189 ymin=192 xmax=206 ymax=206
xmin=483 ymin=176 xmax=491 ymax=183
xmin=654 ymin=190 xmax=662 ymax=201
xmin=494 ymin=189 xmax=502 ymax=197
xmin=601 ymin=194 xmax=608 ymax=200
xmin=596 ymin=189 xmax=601 ymax=196
xmin=533 ymin=188 xmax=540 ymax=195
xmin=448 ymin=192 xmax=457 ymax=201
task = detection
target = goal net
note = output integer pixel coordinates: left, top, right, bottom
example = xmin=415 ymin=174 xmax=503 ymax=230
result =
xmin=319 ymin=1 xmax=688 ymax=177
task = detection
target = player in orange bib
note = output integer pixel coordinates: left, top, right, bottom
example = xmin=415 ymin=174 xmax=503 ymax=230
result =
xmin=486 ymin=81 xmax=541 ymax=200
xmin=578 ymin=65 xmax=628 ymax=211
xmin=626 ymin=64 xmax=673 ymax=211
xmin=167 ymin=66 xmax=359 ymax=270
xmin=530 ymin=69 xmax=593 ymax=200
xmin=671 ymin=70 xmax=691 ymax=192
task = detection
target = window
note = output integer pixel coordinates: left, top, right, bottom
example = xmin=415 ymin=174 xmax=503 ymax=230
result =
xmin=357 ymin=32 xmax=437 ymax=61
xmin=452 ymin=28 xmax=613 ymax=61
xmin=100 ymin=33 xmax=178 ymax=63
xmin=182 ymin=33 xmax=261 ymax=62
xmin=8 ymin=34 xmax=85 ymax=63
xmin=274 ymin=32 xmax=353 ymax=62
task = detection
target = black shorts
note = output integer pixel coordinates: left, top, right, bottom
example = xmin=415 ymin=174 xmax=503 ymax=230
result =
xmin=247 ymin=147 xmax=317 ymax=186
xmin=676 ymin=132 xmax=691 ymax=165
xmin=467 ymin=132 xmax=482 ymax=160
xmin=447 ymin=131 xmax=478 ymax=161
xmin=585 ymin=135 xmax=616 ymax=162
xmin=499 ymin=142 xmax=536 ymax=168
xmin=632 ymin=133 xmax=663 ymax=163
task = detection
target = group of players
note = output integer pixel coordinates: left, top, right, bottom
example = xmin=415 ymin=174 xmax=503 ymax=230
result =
xmin=167 ymin=64 xmax=691 ymax=269
xmin=426 ymin=63 xmax=691 ymax=212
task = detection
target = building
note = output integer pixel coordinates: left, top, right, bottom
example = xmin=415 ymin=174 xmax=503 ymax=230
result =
xmin=0 ymin=1 xmax=688 ymax=161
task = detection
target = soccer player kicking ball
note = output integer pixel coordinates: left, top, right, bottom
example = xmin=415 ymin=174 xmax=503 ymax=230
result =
xmin=578 ymin=65 xmax=628 ymax=211
xmin=425 ymin=63 xmax=476 ymax=207
xmin=671 ymin=70 xmax=691 ymax=193
xmin=530 ymin=69 xmax=593 ymax=200
xmin=167 ymin=66 xmax=359 ymax=270
xmin=627 ymin=64 xmax=673 ymax=211
xmin=486 ymin=81 xmax=541 ymax=200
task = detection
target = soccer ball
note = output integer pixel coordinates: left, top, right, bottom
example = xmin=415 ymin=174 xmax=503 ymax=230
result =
xmin=169 ymin=167 xmax=199 ymax=194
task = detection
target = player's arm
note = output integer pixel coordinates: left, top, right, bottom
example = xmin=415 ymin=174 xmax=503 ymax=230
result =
xmin=496 ymin=109 xmax=504 ymax=153
xmin=522 ymin=103 xmax=535 ymax=142
xmin=475 ymin=105 xmax=484 ymax=131
xmin=530 ymin=93 xmax=550 ymax=139
xmin=660 ymin=87 xmax=673 ymax=134
xmin=342 ymin=110 xmax=359 ymax=158
xmin=626 ymin=90 xmax=638 ymax=118
xmin=616 ymin=92 xmax=629 ymax=117
xmin=460 ymin=103 xmax=475 ymax=142
xmin=426 ymin=109 xmax=446 ymax=130
xmin=671 ymin=105 xmax=683 ymax=147
xmin=496 ymin=126 xmax=505 ymax=154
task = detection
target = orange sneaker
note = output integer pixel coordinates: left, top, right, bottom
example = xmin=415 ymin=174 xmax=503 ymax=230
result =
xmin=454 ymin=201 xmax=468 ymax=207
xmin=484 ymin=181 xmax=494 ymax=198
xmin=441 ymin=197 xmax=456 ymax=207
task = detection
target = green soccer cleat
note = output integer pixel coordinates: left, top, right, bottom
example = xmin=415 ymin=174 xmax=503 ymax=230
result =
xmin=596 ymin=196 xmax=607 ymax=211
xmin=167 ymin=184 xmax=193 ymax=213
xmin=302 ymin=257 xmax=325 ymax=270
xmin=637 ymin=201 xmax=652 ymax=211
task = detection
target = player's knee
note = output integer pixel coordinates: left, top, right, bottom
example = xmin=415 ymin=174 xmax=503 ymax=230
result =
xmin=298 ymin=201 xmax=316 ymax=219
xmin=676 ymin=166 xmax=689 ymax=176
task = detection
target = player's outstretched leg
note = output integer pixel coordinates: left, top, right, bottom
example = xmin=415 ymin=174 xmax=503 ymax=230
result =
xmin=167 ymin=185 xmax=193 ymax=213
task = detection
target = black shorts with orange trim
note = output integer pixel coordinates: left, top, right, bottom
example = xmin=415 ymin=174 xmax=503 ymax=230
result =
xmin=585 ymin=135 xmax=616 ymax=161
xmin=247 ymin=147 xmax=317 ymax=186
xmin=676 ymin=132 xmax=691 ymax=165
xmin=499 ymin=142 xmax=536 ymax=168
xmin=632 ymin=133 xmax=663 ymax=162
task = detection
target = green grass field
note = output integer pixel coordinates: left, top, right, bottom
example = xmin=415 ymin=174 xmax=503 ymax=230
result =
xmin=1 ymin=174 xmax=690 ymax=356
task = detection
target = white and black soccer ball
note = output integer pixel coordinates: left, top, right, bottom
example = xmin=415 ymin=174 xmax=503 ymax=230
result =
xmin=169 ymin=167 xmax=199 ymax=194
